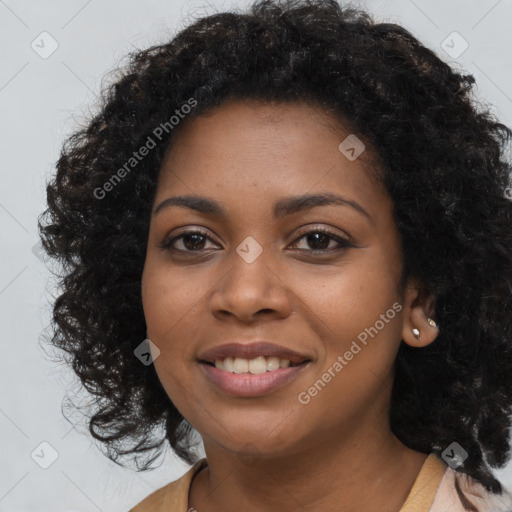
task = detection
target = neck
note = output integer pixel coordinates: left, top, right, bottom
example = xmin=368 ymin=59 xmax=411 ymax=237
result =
xmin=189 ymin=423 xmax=428 ymax=512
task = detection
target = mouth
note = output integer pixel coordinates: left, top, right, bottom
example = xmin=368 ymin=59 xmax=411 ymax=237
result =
xmin=200 ymin=356 xmax=307 ymax=374
xmin=197 ymin=341 xmax=312 ymax=397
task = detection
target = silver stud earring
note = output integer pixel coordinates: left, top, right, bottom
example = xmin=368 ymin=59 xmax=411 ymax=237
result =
xmin=427 ymin=317 xmax=438 ymax=328
xmin=412 ymin=328 xmax=421 ymax=341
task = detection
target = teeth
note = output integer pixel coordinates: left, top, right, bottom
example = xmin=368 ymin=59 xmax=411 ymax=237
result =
xmin=233 ymin=357 xmax=249 ymax=373
xmin=266 ymin=356 xmax=280 ymax=371
xmin=248 ymin=356 xmax=267 ymax=374
xmin=213 ymin=356 xmax=298 ymax=374
xmin=223 ymin=357 xmax=234 ymax=372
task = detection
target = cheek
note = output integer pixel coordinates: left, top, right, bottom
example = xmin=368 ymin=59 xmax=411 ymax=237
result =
xmin=292 ymin=246 xmax=403 ymax=380
xmin=141 ymin=264 xmax=204 ymax=417
xmin=334 ymin=269 xmax=401 ymax=339
xmin=293 ymin=269 xmax=403 ymax=428
xmin=142 ymin=262 xmax=205 ymax=342
xmin=291 ymin=251 xmax=401 ymax=335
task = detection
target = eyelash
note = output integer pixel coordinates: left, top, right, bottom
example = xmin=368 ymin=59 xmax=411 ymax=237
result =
xmin=159 ymin=227 xmax=353 ymax=255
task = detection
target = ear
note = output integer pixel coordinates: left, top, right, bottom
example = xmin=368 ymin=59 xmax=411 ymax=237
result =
xmin=401 ymin=276 xmax=439 ymax=348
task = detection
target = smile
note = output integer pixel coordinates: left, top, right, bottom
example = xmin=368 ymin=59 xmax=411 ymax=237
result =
xmin=197 ymin=341 xmax=312 ymax=396
xmin=210 ymin=355 xmax=301 ymax=374
xmin=199 ymin=359 xmax=310 ymax=397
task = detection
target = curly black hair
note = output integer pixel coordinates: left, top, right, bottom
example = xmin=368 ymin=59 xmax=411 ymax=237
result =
xmin=38 ymin=0 xmax=512 ymax=508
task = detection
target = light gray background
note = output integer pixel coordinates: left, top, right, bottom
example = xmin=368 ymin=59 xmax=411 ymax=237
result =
xmin=1 ymin=0 xmax=511 ymax=510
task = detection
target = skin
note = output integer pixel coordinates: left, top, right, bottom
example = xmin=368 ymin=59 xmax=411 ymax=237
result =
xmin=141 ymin=99 xmax=440 ymax=512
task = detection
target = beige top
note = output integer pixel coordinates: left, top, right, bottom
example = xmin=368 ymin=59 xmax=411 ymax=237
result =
xmin=129 ymin=453 xmax=512 ymax=512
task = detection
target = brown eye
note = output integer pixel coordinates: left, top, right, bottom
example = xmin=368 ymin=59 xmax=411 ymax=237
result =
xmin=159 ymin=229 xmax=218 ymax=252
xmin=289 ymin=229 xmax=353 ymax=253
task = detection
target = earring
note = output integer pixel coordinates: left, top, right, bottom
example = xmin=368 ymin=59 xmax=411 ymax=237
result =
xmin=412 ymin=328 xmax=421 ymax=341
xmin=427 ymin=317 xmax=438 ymax=328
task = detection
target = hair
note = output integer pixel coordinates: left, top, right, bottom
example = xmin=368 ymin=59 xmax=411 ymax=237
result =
xmin=38 ymin=0 xmax=512 ymax=509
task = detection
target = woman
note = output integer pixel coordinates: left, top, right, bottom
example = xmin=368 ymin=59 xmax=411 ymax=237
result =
xmin=38 ymin=1 xmax=512 ymax=511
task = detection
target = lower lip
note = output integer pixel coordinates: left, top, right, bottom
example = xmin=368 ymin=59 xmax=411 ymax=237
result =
xmin=199 ymin=362 xmax=310 ymax=397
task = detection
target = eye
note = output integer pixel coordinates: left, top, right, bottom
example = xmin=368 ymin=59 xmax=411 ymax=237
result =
xmin=159 ymin=229 xmax=219 ymax=253
xmin=288 ymin=227 xmax=353 ymax=253
xmin=159 ymin=227 xmax=353 ymax=255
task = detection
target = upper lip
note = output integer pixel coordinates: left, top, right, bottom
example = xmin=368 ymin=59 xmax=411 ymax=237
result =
xmin=198 ymin=341 xmax=311 ymax=364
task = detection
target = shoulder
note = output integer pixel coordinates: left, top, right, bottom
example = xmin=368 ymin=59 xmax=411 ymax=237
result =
xmin=128 ymin=458 xmax=208 ymax=512
xmin=431 ymin=463 xmax=512 ymax=512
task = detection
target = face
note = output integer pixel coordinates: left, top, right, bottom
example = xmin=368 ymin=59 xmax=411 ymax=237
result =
xmin=141 ymin=99 xmax=409 ymax=459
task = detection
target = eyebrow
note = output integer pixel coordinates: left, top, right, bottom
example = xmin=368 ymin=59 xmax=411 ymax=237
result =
xmin=153 ymin=192 xmax=371 ymax=221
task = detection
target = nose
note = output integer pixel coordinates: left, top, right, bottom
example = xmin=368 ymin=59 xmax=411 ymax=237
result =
xmin=209 ymin=246 xmax=293 ymax=324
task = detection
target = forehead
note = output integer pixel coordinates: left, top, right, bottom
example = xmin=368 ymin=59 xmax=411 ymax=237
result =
xmin=164 ymin=98 xmax=357 ymax=157
xmin=154 ymin=99 xmax=388 ymax=218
